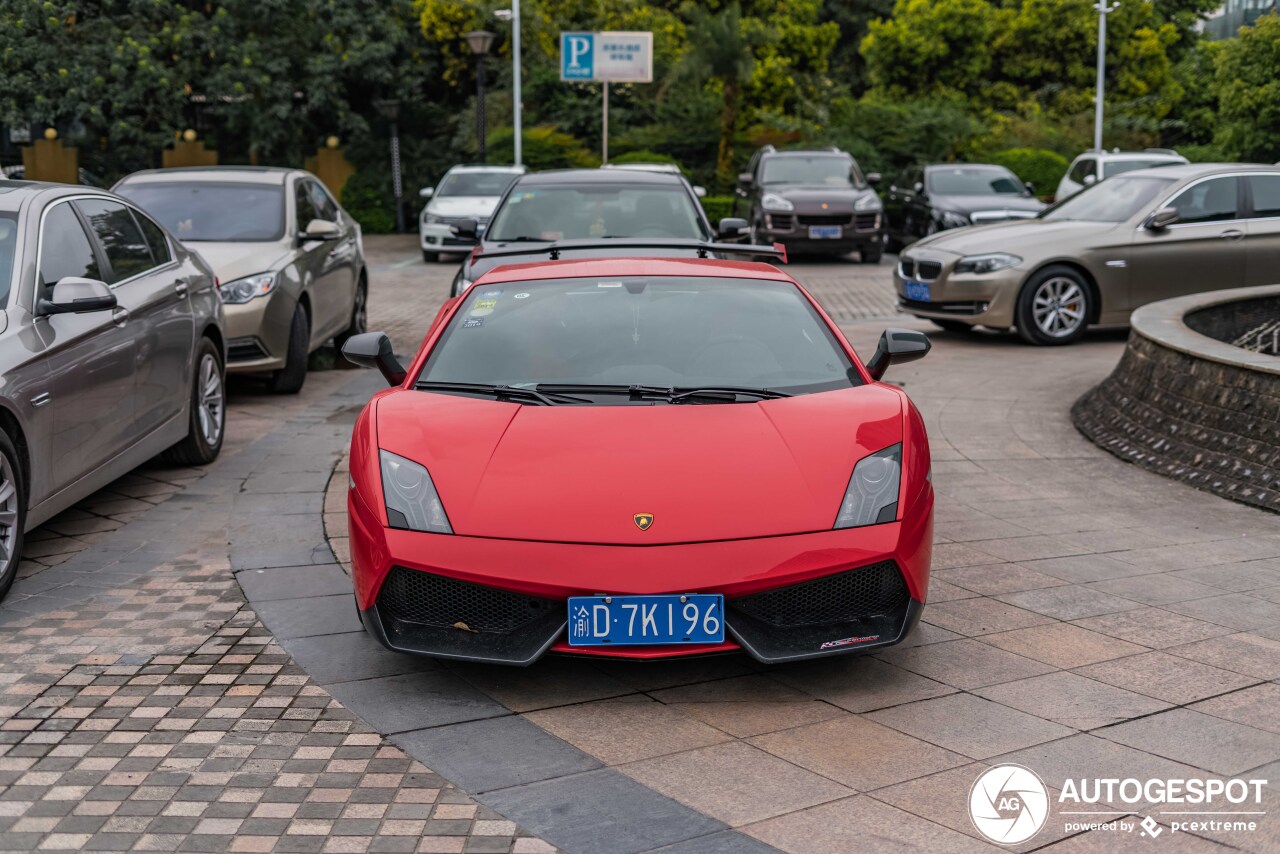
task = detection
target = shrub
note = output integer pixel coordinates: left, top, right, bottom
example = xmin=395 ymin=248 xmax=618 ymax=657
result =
xmin=986 ymin=148 xmax=1069 ymax=197
xmin=486 ymin=125 xmax=599 ymax=170
xmin=609 ymin=150 xmax=685 ymax=171
xmin=1178 ymin=143 xmax=1228 ymax=163
xmin=699 ymin=195 xmax=738 ymax=225
xmin=342 ymin=170 xmax=399 ymax=234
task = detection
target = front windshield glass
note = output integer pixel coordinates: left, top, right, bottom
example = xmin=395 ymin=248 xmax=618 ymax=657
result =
xmin=421 ymin=277 xmax=858 ymax=396
xmin=928 ymin=166 xmax=1025 ymax=196
xmin=437 ymin=171 xmax=521 ymax=197
xmin=0 ymin=213 xmax=16 ymax=307
xmin=1103 ymin=159 xmax=1181 ymax=178
xmin=1041 ymin=176 xmax=1174 ymax=223
xmin=760 ymin=155 xmax=863 ymax=187
xmin=116 ymin=182 xmax=285 ymax=241
xmin=486 ymin=185 xmax=706 ymax=242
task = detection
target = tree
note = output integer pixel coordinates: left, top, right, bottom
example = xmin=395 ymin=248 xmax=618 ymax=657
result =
xmin=861 ymin=0 xmax=1001 ymax=101
xmin=1214 ymin=11 xmax=1280 ymax=162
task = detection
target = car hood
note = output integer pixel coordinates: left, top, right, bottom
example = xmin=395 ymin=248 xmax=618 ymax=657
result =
xmin=465 ymin=244 xmax=709 ymax=282
xmin=425 ymin=196 xmax=502 ymax=219
xmin=375 ymin=385 xmax=905 ymax=545
xmin=765 ymin=185 xmax=878 ymax=210
xmin=183 ymin=240 xmax=294 ymax=282
xmin=929 ymin=194 xmax=1045 ymax=216
xmin=909 ymin=218 xmax=1114 ymax=256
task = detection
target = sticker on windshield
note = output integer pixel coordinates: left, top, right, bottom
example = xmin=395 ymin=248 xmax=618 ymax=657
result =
xmin=462 ymin=317 xmax=484 ymax=329
xmin=539 ymin=231 xmax=563 ymax=241
xmin=479 ymin=289 xmax=502 ymax=299
xmin=514 ymin=293 xmax=530 ymax=299
xmin=473 ymin=299 xmax=497 ymax=310
xmin=597 ymin=281 xmax=623 ymax=288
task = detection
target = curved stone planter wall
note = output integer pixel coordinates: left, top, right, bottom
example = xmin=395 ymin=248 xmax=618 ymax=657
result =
xmin=1073 ymin=285 xmax=1280 ymax=513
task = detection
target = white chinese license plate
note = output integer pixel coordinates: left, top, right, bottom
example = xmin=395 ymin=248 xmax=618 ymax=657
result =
xmin=567 ymin=594 xmax=725 ymax=646
xmin=809 ymin=225 xmax=842 ymax=239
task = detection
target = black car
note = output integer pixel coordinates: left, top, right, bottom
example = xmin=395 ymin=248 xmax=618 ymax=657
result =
xmin=736 ymin=146 xmax=884 ymax=263
xmin=449 ymin=169 xmax=748 ymax=296
xmin=883 ymin=163 xmax=1045 ymax=251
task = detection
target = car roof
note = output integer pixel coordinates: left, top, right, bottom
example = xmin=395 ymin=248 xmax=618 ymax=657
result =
xmin=446 ymin=164 xmax=527 ymax=174
xmin=116 ymin=166 xmax=295 ymax=185
xmin=601 ymin=163 xmax=681 ymax=173
xmin=1121 ymin=162 xmax=1276 ymax=180
xmin=763 ymin=149 xmax=849 ymax=158
xmin=515 ymin=169 xmax=685 ymax=186
xmin=1085 ymin=151 xmax=1186 ymax=162
xmin=475 ymin=257 xmax=792 ymax=284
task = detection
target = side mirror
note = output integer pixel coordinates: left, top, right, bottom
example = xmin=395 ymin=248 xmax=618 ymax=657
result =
xmin=717 ymin=217 xmax=749 ymax=239
xmin=1083 ymin=174 xmax=1097 ymax=186
xmin=693 ymin=185 xmax=707 ymax=198
xmin=734 ymin=186 xmax=749 ymax=199
xmin=912 ymin=182 xmax=925 ymax=195
xmin=1024 ymin=181 xmax=1035 ymax=195
xmin=300 ymin=218 xmax=341 ymax=242
xmin=865 ymin=328 xmax=931 ymax=381
xmin=451 ymin=218 xmax=479 ymax=240
xmin=1145 ymin=207 xmax=1179 ymax=230
xmin=37 ymin=277 xmax=118 ymax=316
xmin=866 ymin=172 xmax=882 ymax=186
xmin=341 ymin=331 xmax=406 ymax=386
xmin=737 ymin=172 xmax=754 ymax=186
xmin=419 ymin=186 xmax=434 ymax=199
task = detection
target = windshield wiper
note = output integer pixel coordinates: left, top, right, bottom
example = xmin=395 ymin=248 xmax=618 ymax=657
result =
xmin=493 ymin=236 xmax=552 ymax=243
xmin=416 ymin=381 xmax=591 ymax=406
xmin=535 ymin=384 xmax=791 ymax=403
xmin=670 ymin=386 xmax=792 ymax=402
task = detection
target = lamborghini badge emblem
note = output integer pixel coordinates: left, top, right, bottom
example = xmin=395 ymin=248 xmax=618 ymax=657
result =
xmin=633 ymin=513 xmax=654 ymax=531
xmin=821 ymin=202 xmax=829 ymax=209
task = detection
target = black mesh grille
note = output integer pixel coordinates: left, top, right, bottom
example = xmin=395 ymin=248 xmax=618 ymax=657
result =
xmin=227 ymin=337 xmax=268 ymax=362
xmin=768 ymin=213 xmax=795 ymax=230
xmin=798 ymin=214 xmax=853 ymax=227
xmin=917 ymin=260 xmax=943 ymax=280
xmin=854 ymin=212 xmax=880 ymax=231
xmin=730 ymin=561 xmax=909 ymax=628
xmin=378 ymin=566 xmax=555 ymax=634
xmin=899 ymin=258 xmax=916 ymax=278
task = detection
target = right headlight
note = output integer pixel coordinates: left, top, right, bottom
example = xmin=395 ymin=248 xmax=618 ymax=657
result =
xmin=834 ymin=444 xmax=902 ymax=529
xmin=953 ymin=252 xmax=1021 ymax=275
xmin=379 ymin=450 xmax=452 ymax=533
xmin=423 ymin=211 xmax=445 ymax=225
xmin=761 ymin=192 xmax=795 ymax=212
xmin=219 ymin=272 xmax=277 ymax=304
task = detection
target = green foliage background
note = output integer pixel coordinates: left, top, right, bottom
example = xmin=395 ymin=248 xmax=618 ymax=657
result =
xmin=2 ymin=0 xmax=1277 ymax=232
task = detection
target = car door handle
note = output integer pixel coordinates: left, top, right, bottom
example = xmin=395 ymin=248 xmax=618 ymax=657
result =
xmin=1219 ymin=229 xmax=1245 ymax=241
xmin=112 ymin=306 xmax=130 ymax=327
xmin=175 ymin=281 xmax=189 ymax=297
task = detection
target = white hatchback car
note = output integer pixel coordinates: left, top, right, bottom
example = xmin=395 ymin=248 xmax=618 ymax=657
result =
xmin=1055 ymin=149 xmax=1188 ymax=201
xmin=418 ymin=165 xmax=526 ymax=262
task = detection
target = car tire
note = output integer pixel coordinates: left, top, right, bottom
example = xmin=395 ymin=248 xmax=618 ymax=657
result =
xmin=160 ymin=337 xmax=225 ymax=466
xmin=269 ymin=304 xmax=310 ymax=394
xmin=1015 ymin=265 xmax=1092 ymax=346
xmin=861 ymin=243 xmax=883 ymax=264
xmin=423 ymin=250 xmax=438 ymax=263
xmin=0 ymin=430 xmax=26 ymax=602
xmin=931 ymin=319 xmax=973 ymax=334
xmin=333 ymin=280 xmax=368 ymax=353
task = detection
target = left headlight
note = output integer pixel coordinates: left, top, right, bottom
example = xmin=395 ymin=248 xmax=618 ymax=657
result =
xmin=953 ymin=252 xmax=1021 ymax=275
xmin=219 ymin=272 xmax=277 ymax=304
xmin=854 ymin=194 xmax=882 ymax=211
xmin=761 ymin=192 xmax=794 ymax=212
xmin=939 ymin=210 xmax=970 ymax=229
xmin=379 ymin=450 xmax=452 ymax=533
xmin=834 ymin=444 xmax=902 ymax=529
xmin=423 ymin=212 xmax=445 ymax=225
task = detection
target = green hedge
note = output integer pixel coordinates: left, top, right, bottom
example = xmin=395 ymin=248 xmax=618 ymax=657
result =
xmin=487 ymin=125 xmax=599 ymax=170
xmin=342 ymin=170 xmax=399 ymax=235
xmin=609 ymin=150 xmax=685 ymax=170
xmin=987 ymin=148 xmax=1069 ymax=199
xmin=700 ymin=195 xmax=737 ymax=225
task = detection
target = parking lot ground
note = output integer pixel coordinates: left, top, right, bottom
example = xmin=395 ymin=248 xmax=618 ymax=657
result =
xmin=3 ymin=235 xmax=1279 ymax=853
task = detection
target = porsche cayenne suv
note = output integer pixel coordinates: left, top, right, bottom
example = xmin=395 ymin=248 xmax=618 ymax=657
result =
xmin=0 ymin=180 xmax=226 ymax=600
xmin=895 ymin=163 xmax=1280 ymax=344
xmin=116 ymin=167 xmax=368 ymax=393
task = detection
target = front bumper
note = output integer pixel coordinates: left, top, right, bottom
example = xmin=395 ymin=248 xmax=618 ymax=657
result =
xmin=348 ymin=487 xmax=933 ymax=666
xmin=223 ymin=290 xmax=296 ymax=373
xmin=421 ymin=222 xmax=481 ymax=251
xmin=760 ymin=211 xmax=883 ymax=253
xmin=893 ymin=260 xmax=1024 ymax=329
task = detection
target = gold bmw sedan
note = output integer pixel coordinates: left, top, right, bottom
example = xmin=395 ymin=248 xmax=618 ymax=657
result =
xmin=894 ymin=163 xmax=1280 ymax=344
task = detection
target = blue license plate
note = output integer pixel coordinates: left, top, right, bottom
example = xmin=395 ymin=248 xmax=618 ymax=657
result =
xmin=809 ymin=225 xmax=841 ymax=239
xmin=904 ymin=280 xmax=931 ymax=302
xmin=567 ymin=594 xmax=725 ymax=646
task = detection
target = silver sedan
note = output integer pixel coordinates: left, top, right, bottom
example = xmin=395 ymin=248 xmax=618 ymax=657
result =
xmin=0 ymin=180 xmax=226 ymax=599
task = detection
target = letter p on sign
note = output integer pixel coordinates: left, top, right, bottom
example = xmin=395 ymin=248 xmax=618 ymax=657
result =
xmin=561 ymin=33 xmax=594 ymax=80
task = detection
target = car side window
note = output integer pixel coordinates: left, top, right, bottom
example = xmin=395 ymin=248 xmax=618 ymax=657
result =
xmin=1070 ymin=159 xmax=1095 ymax=183
xmin=39 ymin=202 xmax=103 ymax=298
xmin=308 ymin=181 xmax=338 ymax=221
xmin=133 ymin=208 xmax=172 ymax=265
xmin=1248 ymin=175 xmax=1280 ymax=218
xmin=75 ymin=198 xmax=155 ymax=284
xmin=1168 ymin=177 xmax=1239 ymax=225
xmin=295 ymin=180 xmax=320 ymax=232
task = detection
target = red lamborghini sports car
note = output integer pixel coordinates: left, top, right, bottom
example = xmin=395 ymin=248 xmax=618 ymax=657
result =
xmin=341 ymin=255 xmax=934 ymax=666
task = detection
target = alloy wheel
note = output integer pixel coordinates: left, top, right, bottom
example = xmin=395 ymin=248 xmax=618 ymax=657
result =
xmin=1032 ymin=276 xmax=1085 ymax=338
xmin=197 ymin=353 xmax=224 ymax=447
xmin=0 ymin=453 xmax=18 ymax=569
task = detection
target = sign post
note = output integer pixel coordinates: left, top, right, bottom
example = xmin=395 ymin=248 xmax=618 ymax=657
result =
xmin=560 ymin=31 xmax=652 ymax=164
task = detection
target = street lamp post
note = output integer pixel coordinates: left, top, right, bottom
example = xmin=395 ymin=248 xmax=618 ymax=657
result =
xmin=1094 ymin=1 xmax=1119 ymax=152
xmin=373 ymin=99 xmax=405 ymax=234
xmin=495 ymin=3 xmax=522 ymax=166
xmin=465 ymin=30 xmax=497 ymax=163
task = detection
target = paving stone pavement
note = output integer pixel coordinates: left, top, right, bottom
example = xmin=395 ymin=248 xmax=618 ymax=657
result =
xmin=4 ymin=235 xmax=1280 ymax=853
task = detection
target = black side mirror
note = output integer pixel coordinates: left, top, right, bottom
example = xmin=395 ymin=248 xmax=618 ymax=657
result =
xmin=1024 ymin=181 xmax=1035 ymax=195
xmin=865 ymin=328 xmax=931 ymax=381
xmin=737 ymin=172 xmax=754 ymax=186
xmin=912 ymin=181 xmax=925 ymax=195
xmin=1145 ymin=207 xmax=1179 ymax=231
xmin=866 ymin=172 xmax=882 ymax=186
xmin=37 ymin=277 xmax=118 ymax=316
xmin=342 ymin=331 xmax=406 ymax=386
xmin=451 ymin=218 xmax=479 ymax=241
xmin=718 ymin=217 xmax=749 ymax=239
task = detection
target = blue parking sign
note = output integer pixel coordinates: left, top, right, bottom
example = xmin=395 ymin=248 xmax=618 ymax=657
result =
xmin=561 ymin=32 xmax=594 ymax=80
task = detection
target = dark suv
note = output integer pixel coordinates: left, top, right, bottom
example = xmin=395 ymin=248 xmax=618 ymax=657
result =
xmin=737 ymin=146 xmax=885 ymax=262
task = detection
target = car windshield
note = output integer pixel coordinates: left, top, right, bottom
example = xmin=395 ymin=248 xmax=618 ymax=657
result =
xmin=1103 ymin=158 xmax=1182 ymax=178
xmin=437 ymin=171 xmax=521 ymax=197
xmin=116 ymin=181 xmax=285 ymax=241
xmin=0 ymin=213 xmax=16 ymax=307
xmin=486 ymin=185 xmax=706 ymax=242
xmin=421 ymin=276 xmax=858 ymax=397
xmin=760 ymin=155 xmax=863 ymax=187
xmin=1040 ymin=176 xmax=1174 ymax=222
xmin=928 ymin=166 xmax=1025 ymax=196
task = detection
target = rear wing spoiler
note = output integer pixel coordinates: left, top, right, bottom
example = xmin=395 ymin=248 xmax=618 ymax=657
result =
xmin=470 ymin=238 xmax=788 ymax=264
